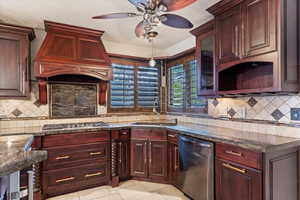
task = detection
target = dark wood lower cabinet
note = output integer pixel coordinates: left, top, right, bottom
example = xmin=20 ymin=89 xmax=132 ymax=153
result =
xmin=118 ymin=140 xmax=130 ymax=181
xmin=40 ymin=132 xmax=111 ymax=198
xmin=36 ymin=128 xmax=299 ymax=200
xmin=216 ymin=159 xmax=262 ymax=200
xmin=130 ymin=140 xmax=168 ymax=182
xmin=168 ymin=143 xmax=179 ymax=185
xmin=149 ymin=141 xmax=168 ymax=181
xmin=130 ymin=140 xmax=148 ymax=178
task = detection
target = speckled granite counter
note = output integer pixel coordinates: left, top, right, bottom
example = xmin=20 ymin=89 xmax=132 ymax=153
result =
xmin=0 ymin=135 xmax=47 ymax=177
xmin=0 ymin=122 xmax=300 ymax=153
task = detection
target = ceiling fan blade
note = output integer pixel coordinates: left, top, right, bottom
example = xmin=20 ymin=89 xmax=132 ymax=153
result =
xmin=92 ymin=12 xmax=139 ymax=19
xmin=135 ymin=21 xmax=145 ymax=38
xmin=160 ymin=0 xmax=197 ymax=11
xmin=161 ymin=14 xmax=193 ymax=29
xmin=128 ymin=0 xmax=147 ymax=8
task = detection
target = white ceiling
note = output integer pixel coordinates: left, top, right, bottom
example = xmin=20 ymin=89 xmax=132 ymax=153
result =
xmin=0 ymin=0 xmax=220 ymax=50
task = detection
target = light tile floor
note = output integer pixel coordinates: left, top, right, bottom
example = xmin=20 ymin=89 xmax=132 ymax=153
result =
xmin=47 ymin=180 xmax=190 ymax=200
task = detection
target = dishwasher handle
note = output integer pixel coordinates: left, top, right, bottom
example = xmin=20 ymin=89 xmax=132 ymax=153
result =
xmin=180 ymin=136 xmax=213 ymax=148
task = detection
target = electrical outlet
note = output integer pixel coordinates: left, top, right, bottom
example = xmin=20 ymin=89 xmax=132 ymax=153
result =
xmin=291 ymin=108 xmax=300 ymax=121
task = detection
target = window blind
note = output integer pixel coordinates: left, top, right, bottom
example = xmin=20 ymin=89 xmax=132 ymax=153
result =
xmin=110 ymin=64 xmax=135 ymax=108
xmin=110 ymin=63 xmax=159 ymax=110
xmin=169 ymin=64 xmax=185 ymax=108
xmin=137 ymin=66 xmax=159 ymax=107
xmin=187 ymin=60 xmax=207 ymax=108
xmin=169 ymin=60 xmax=207 ymax=112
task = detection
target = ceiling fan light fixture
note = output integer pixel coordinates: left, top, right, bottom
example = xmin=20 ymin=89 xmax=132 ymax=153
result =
xmin=158 ymin=4 xmax=167 ymax=12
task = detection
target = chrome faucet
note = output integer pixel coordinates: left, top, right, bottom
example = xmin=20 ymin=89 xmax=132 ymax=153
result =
xmin=153 ymin=97 xmax=159 ymax=115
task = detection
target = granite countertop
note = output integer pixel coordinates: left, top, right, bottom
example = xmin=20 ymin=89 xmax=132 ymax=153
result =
xmin=0 ymin=122 xmax=300 ymax=153
xmin=0 ymin=135 xmax=47 ymax=177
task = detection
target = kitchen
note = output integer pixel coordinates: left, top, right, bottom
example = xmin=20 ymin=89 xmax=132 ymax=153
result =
xmin=0 ymin=0 xmax=299 ymax=200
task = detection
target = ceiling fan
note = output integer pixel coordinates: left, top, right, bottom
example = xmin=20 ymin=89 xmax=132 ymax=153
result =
xmin=92 ymin=0 xmax=196 ymax=40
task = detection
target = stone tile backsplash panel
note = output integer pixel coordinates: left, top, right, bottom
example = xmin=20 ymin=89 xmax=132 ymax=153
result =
xmin=208 ymin=95 xmax=300 ymax=123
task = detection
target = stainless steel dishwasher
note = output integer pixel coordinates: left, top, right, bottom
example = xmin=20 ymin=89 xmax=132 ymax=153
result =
xmin=176 ymin=135 xmax=214 ymax=200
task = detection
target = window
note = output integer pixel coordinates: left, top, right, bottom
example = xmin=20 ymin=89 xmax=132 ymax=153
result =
xmin=109 ymin=62 xmax=159 ymax=112
xmin=110 ymin=64 xmax=135 ymax=108
xmin=168 ymin=57 xmax=207 ymax=113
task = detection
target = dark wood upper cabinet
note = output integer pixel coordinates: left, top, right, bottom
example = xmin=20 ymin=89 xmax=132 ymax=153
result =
xmin=216 ymin=159 xmax=262 ymax=200
xmin=191 ymin=20 xmax=216 ymax=96
xmin=130 ymin=140 xmax=148 ymax=178
xmin=216 ymin=6 xmax=241 ymax=65
xmin=242 ymin=0 xmax=277 ymax=57
xmin=208 ymin=0 xmax=299 ymax=95
xmin=0 ymin=23 xmax=35 ymax=98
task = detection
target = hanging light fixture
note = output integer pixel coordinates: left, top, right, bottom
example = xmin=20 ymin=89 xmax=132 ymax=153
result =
xmin=147 ymin=31 xmax=158 ymax=67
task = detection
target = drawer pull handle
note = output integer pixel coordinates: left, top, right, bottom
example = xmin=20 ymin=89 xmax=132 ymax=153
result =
xmin=121 ymin=132 xmax=128 ymax=135
xmin=56 ymin=156 xmax=70 ymax=160
xmin=223 ymin=163 xmax=246 ymax=174
xmin=55 ymin=177 xmax=75 ymax=183
xmin=85 ymin=172 xmax=103 ymax=178
xmin=168 ymin=134 xmax=176 ymax=138
xmin=225 ymin=150 xmax=242 ymax=157
xmin=90 ymin=152 xmax=102 ymax=156
xmin=20 ymin=186 xmax=28 ymax=190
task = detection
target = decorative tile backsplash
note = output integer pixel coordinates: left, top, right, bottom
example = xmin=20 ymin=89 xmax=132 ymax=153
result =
xmin=208 ymin=95 xmax=300 ymax=123
xmin=0 ymin=82 xmax=107 ymax=119
xmin=0 ymin=82 xmax=49 ymax=118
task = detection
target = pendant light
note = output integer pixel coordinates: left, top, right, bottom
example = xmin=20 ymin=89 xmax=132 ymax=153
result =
xmin=149 ymin=38 xmax=156 ymax=67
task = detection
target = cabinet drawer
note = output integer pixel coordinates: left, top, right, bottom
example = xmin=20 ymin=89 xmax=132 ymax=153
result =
xmin=216 ymin=143 xmax=262 ymax=169
xmin=43 ymin=131 xmax=109 ymax=148
xmin=131 ymin=128 xmax=166 ymax=141
xmin=119 ymin=129 xmax=130 ymax=140
xmin=167 ymin=131 xmax=178 ymax=144
xmin=43 ymin=163 xmax=109 ymax=197
xmin=43 ymin=142 xmax=109 ymax=170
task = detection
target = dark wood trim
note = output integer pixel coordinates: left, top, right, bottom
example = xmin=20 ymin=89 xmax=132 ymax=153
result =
xmin=44 ymin=21 xmax=104 ymax=37
xmin=207 ymin=0 xmax=243 ymax=16
xmin=0 ymin=22 xmax=35 ymax=41
xmin=108 ymin=53 xmax=150 ymax=62
xmin=38 ymin=80 xmax=48 ymax=105
xmin=190 ymin=20 xmax=215 ymax=36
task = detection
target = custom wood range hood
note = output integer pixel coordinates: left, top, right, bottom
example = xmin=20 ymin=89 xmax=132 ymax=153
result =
xmin=34 ymin=21 xmax=112 ymax=104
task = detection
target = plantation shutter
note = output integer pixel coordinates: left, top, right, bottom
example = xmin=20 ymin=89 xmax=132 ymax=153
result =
xmin=110 ymin=64 xmax=135 ymax=108
xmin=187 ymin=60 xmax=207 ymax=108
xmin=169 ymin=64 xmax=185 ymax=108
xmin=137 ymin=66 xmax=159 ymax=107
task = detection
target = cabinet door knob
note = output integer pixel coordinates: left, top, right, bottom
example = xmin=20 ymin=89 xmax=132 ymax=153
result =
xmin=223 ymin=163 xmax=246 ymax=174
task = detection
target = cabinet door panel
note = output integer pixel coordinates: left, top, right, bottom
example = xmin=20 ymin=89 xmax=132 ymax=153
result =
xmin=0 ymin=33 xmax=28 ymax=97
xmin=130 ymin=140 xmax=148 ymax=178
xmin=168 ymin=143 xmax=179 ymax=185
xmin=149 ymin=141 xmax=167 ymax=181
xmin=242 ymin=0 xmax=276 ymax=57
xmin=119 ymin=141 xmax=130 ymax=180
xmin=216 ymin=159 xmax=262 ymax=200
xmin=216 ymin=6 xmax=241 ymax=65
